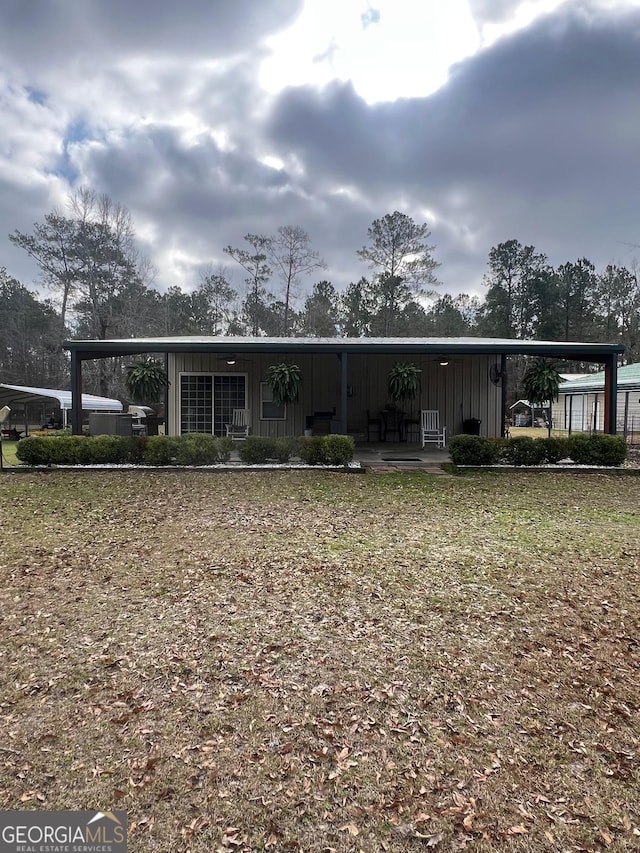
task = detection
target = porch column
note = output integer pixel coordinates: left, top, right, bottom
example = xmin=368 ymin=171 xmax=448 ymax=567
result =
xmin=340 ymin=351 xmax=348 ymax=434
xmin=70 ymin=350 xmax=83 ymax=435
xmin=500 ymin=353 xmax=508 ymax=437
xmin=163 ymin=352 xmax=170 ymax=436
xmin=603 ymin=353 xmax=617 ymax=435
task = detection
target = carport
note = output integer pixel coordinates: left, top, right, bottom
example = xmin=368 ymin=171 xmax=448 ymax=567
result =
xmin=0 ymin=383 xmax=122 ymax=434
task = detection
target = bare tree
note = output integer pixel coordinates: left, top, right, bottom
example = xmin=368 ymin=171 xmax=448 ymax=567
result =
xmin=268 ymin=226 xmax=326 ymax=335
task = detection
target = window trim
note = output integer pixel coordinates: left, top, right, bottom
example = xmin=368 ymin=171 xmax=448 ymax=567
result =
xmin=260 ymin=380 xmax=287 ymax=421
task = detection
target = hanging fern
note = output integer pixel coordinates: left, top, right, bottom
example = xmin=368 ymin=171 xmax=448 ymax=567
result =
xmin=387 ymin=362 xmax=421 ymax=404
xmin=266 ymin=362 xmax=303 ymax=406
xmin=126 ymin=358 xmax=169 ymax=404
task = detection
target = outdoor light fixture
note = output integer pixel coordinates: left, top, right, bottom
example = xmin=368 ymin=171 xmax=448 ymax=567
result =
xmin=225 ymin=355 xmax=237 ymax=366
xmin=439 ymin=360 xmax=449 ymax=366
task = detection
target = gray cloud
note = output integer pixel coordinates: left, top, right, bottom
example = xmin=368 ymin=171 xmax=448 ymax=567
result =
xmin=266 ymin=3 xmax=640 ymax=292
xmin=1 ymin=0 xmax=639 ymax=310
xmin=0 ymin=0 xmax=302 ymax=74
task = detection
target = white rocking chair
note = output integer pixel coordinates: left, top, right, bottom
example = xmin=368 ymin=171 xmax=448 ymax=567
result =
xmin=225 ymin=408 xmax=251 ymax=441
xmin=420 ymin=409 xmax=446 ymax=448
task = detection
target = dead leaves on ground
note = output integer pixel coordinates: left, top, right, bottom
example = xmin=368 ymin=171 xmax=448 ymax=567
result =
xmin=0 ymin=470 xmax=639 ymax=851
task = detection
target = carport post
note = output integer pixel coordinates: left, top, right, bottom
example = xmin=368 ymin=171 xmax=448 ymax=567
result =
xmin=70 ymin=350 xmax=83 ymax=435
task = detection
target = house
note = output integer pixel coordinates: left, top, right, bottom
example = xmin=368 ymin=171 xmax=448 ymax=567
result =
xmin=557 ymin=363 xmax=640 ymax=440
xmin=62 ymin=336 xmax=624 ymax=440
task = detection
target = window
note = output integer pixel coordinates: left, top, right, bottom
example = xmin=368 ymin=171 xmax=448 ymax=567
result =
xmin=260 ymin=381 xmax=286 ymax=421
xmin=180 ymin=374 xmax=212 ymax=433
xmin=213 ymin=374 xmax=246 ymax=436
xmin=180 ymin=373 xmax=247 ymax=435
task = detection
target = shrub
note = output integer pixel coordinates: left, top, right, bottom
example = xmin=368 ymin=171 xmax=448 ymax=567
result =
xmin=46 ymin=435 xmax=87 ymax=464
xmin=16 ymin=436 xmax=54 ymax=465
xmin=76 ymin=435 xmax=124 ymax=464
xmin=238 ymin=436 xmax=279 ymax=465
xmin=271 ymin=436 xmax=298 ymax=464
xmin=500 ymin=436 xmax=547 ymax=466
xmin=448 ymin=435 xmax=499 ymax=466
xmin=322 ymin=434 xmax=355 ymax=465
xmin=217 ymin=437 xmax=233 ymax=463
xmin=143 ymin=435 xmax=180 ymax=466
xmin=174 ymin=433 xmax=221 ymax=466
xmin=120 ymin=437 xmax=147 ymax=464
xmin=15 ymin=435 xmax=91 ymax=465
xmin=543 ymin=437 xmax=571 ymax=464
xmin=567 ymin=433 xmax=627 ymax=466
xmin=296 ymin=436 xmax=328 ymax=465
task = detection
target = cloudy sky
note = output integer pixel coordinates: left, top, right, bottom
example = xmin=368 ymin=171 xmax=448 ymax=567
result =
xmin=1 ymin=0 xmax=639 ymax=309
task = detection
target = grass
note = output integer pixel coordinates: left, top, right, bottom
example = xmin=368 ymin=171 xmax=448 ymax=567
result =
xmin=0 ymin=439 xmax=20 ymax=466
xmin=0 ymin=469 xmax=638 ymax=852
xmin=507 ymin=426 xmax=567 ymax=439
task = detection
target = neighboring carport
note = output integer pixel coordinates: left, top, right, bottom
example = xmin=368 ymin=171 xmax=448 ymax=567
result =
xmin=0 ymin=383 xmax=122 ymax=433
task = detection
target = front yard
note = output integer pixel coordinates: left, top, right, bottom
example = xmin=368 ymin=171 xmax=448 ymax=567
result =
xmin=0 ymin=470 xmax=638 ymax=851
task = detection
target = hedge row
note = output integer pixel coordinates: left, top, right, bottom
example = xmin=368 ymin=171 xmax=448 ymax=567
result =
xmin=448 ymin=434 xmax=628 ymax=467
xmin=16 ymin=434 xmax=233 ymax=466
xmin=238 ymin=434 xmax=354 ymax=465
xmin=15 ymin=433 xmax=356 ymax=467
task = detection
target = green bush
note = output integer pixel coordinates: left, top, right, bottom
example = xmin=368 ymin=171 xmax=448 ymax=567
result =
xmin=16 ymin=436 xmax=54 ymax=465
xmin=237 ymin=436 xmax=279 ymax=464
xmin=271 ymin=436 xmax=298 ymax=463
xmin=121 ymin=437 xmax=147 ymax=464
xmin=217 ymin=437 xmax=233 ymax=463
xmin=500 ymin=436 xmax=547 ymax=466
xmin=543 ymin=437 xmax=571 ymax=464
xmin=174 ymin=433 xmax=220 ymax=466
xmin=143 ymin=435 xmax=181 ymax=466
xmin=47 ymin=435 xmax=87 ymax=464
xmin=76 ymin=435 xmax=124 ymax=464
xmin=567 ymin=433 xmax=627 ymax=466
xmin=322 ymin=434 xmax=355 ymax=465
xmin=448 ymin=435 xmax=499 ymax=466
xmin=296 ymin=435 xmax=328 ymax=465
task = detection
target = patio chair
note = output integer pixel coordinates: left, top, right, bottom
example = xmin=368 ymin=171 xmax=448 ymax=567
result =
xmin=420 ymin=409 xmax=446 ymax=448
xmin=225 ymin=408 xmax=251 ymax=440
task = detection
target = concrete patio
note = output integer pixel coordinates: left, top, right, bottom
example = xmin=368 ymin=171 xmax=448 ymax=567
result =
xmin=351 ymin=441 xmax=451 ymax=472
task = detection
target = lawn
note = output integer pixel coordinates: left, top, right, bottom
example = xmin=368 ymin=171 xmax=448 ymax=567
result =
xmin=0 ymin=439 xmax=20 ymax=467
xmin=0 ymin=470 xmax=638 ymax=852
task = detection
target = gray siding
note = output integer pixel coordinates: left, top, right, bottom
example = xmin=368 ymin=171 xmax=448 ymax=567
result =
xmin=168 ymin=351 xmax=502 ymax=439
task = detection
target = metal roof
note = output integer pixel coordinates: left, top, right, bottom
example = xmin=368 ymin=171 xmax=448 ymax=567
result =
xmin=558 ymin=362 xmax=640 ymax=393
xmin=0 ymin=383 xmax=123 ymax=412
xmin=63 ymin=335 xmax=624 ymax=361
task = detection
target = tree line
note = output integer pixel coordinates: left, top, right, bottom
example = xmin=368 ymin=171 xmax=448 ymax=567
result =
xmin=1 ymin=191 xmax=638 ymax=399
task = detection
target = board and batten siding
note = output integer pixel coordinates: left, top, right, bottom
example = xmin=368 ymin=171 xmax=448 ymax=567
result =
xmin=168 ymin=351 xmax=501 ymax=439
